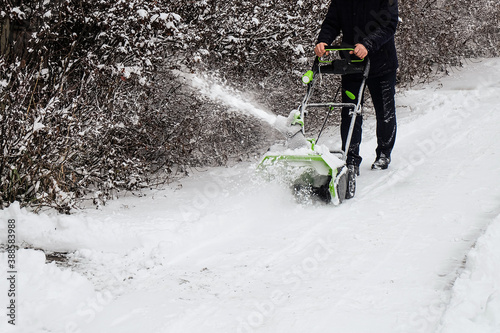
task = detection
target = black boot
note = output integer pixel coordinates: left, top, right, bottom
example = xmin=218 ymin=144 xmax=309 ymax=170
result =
xmin=371 ymin=153 xmax=391 ymax=170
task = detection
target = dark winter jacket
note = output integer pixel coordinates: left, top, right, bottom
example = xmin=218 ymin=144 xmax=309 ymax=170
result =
xmin=317 ymin=0 xmax=399 ymax=77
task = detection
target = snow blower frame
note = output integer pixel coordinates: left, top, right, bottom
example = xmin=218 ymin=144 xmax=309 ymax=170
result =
xmin=259 ymin=44 xmax=370 ymax=204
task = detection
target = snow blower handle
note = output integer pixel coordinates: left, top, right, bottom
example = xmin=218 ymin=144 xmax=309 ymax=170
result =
xmin=304 ymin=44 xmax=369 ymax=80
xmin=321 ymin=44 xmax=364 ymax=64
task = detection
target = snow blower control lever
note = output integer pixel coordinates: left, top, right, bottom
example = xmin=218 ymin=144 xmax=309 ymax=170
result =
xmin=314 ymin=45 xmax=369 ymax=76
xmin=302 ymin=45 xmax=369 ymax=83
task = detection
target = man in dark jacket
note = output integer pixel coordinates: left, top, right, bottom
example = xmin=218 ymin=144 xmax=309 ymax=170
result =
xmin=315 ymin=0 xmax=399 ymax=172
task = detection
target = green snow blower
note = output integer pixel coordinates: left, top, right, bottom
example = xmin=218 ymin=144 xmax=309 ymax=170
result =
xmin=258 ymin=44 xmax=370 ymax=204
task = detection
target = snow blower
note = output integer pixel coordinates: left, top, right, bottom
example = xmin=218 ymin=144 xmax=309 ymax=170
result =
xmin=258 ymin=45 xmax=370 ymax=204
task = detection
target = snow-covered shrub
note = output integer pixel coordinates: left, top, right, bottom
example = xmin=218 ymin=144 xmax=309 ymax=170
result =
xmin=0 ymin=1 xmax=268 ymax=211
xmin=397 ymin=0 xmax=500 ymax=82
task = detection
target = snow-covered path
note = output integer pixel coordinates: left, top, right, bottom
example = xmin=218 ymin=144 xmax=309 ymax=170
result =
xmin=1 ymin=58 xmax=500 ymax=333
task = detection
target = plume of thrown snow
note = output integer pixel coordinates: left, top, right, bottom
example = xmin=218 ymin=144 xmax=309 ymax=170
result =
xmin=178 ymin=70 xmax=278 ymax=127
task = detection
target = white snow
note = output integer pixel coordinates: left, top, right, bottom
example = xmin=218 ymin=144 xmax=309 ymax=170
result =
xmin=0 ymin=249 xmax=95 ymax=331
xmin=166 ymin=21 xmax=177 ymax=31
xmin=438 ymin=214 xmax=500 ymax=333
xmin=137 ymin=9 xmax=148 ymax=19
xmin=170 ymin=13 xmax=181 ymax=22
xmin=1 ymin=58 xmax=500 ymax=333
xmin=11 ymin=7 xmax=25 ymax=19
xmin=32 ymin=121 xmax=45 ymax=132
xmin=179 ymin=70 xmax=278 ymax=126
xmin=294 ymin=44 xmax=305 ymax=54
xmin=114 ymin=64 xmax=142 ymax=79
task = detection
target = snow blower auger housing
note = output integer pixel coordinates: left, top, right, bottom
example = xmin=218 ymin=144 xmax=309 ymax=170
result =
xmin=258 ymin=44 xmax=370 ymax=205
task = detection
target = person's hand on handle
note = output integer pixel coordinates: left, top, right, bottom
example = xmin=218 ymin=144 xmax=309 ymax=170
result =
xmin=314 ymin=42 xmax=330 ymax=57
xmin=316 ymin=43 xmax=368 ymax=59
xmin=350 ymin=43 xmax=368 ymax=59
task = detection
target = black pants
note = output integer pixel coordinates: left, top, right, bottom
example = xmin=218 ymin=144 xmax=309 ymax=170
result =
xmin=341 ymin=71 xmax=397 ymax=167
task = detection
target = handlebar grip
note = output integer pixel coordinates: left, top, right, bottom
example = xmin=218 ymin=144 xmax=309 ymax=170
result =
xmin=321 ymin=44 xmax=364 ymax=63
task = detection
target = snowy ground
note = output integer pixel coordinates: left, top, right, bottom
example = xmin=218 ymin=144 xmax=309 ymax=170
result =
xmin=1 ymin=58 xmax=500 ymax=333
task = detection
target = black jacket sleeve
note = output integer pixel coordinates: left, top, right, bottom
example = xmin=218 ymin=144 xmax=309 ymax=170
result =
xmin=316 ymin=0 xmax=341 ymax=45
xmin=361 ymin=0 xmax=399 ymax=53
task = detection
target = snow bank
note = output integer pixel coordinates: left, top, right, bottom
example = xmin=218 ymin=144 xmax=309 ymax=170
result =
xmin=0 ymin=202 xmax=142 ymax=253
xmin=0 ymin=249 xmax=96 ymax=333
xmin=438 ymin=214 xmax=500 ymax=333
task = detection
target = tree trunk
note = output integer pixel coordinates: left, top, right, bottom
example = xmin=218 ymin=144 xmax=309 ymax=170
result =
xmin=0 ymin=17 xmax=11 ymax=56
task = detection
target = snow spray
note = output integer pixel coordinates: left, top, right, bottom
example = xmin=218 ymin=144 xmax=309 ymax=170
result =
xmin=177 ymin=70 xmax=286 ymax=130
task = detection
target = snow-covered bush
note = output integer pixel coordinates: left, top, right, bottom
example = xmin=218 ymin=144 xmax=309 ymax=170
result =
xmin=397 ymin=0 xmax=500 ymax=82
xmin=0 ymin=1 xmax=268 ymax=211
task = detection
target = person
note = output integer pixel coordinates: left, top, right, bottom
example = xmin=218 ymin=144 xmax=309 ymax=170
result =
xmin=314 ymin=0 xmax=399 ymax=174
